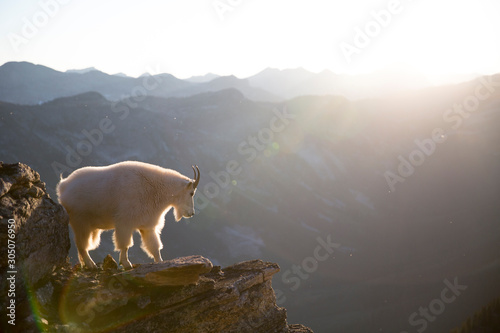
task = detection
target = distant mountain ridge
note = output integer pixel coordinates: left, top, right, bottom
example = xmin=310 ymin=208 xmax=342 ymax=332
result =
xmin=0 ymin=61 xmax=279 ymax=105
xmin=248 ymin=66 xmax=433 ymax=99
xmin=65 ymin=66 xmax=99 ymax=74
xmin=1 ymin=61 xmax=484 ymax=105
xmin=185 ymin=72 xmax=220 ymax=83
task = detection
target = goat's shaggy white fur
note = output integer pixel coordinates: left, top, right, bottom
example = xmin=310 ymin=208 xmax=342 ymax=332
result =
xmin=57 ymin=161 xmax=199 ymax=269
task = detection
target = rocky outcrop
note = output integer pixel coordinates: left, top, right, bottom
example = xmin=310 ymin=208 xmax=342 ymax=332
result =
xmin=0 ymin=162 xmax=70 ymax=285
xmin=115 ymin=255 xmax=213 ymax=286
xmin=47 ymin=256 xmax=311 ymax=333
xmin=1 ymin=162 xmax=70 ymax=331
xmin=0 ymin=162 xmax=313 ymax=332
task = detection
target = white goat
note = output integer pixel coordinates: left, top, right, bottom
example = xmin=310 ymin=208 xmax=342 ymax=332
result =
xmin=56 ymin=161 xmax=200 ymax=269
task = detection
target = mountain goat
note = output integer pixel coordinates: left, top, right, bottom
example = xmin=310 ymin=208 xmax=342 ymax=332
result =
xmin=56 ymin=161 xmax=200 ymax=269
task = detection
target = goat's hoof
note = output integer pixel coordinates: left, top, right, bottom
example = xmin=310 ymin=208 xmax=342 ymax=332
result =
xmin=84 ymin=265 xmax=99 ymax=271
xmin=120 ymin=262 xmax=133 ymax=270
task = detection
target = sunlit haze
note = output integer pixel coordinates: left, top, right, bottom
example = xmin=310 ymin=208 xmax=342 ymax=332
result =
xmin=1 ymin=0 xmax=500 ymax=84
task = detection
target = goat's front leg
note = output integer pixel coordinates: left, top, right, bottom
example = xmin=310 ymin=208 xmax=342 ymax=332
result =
xmin=140 ymin=229 xmax=163 ymax=263
xmin=119 ymin=247 xmax=133 ymax=269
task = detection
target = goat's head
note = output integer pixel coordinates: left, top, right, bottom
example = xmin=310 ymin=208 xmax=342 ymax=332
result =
xmin=173 ymin=165 xmax=200 ymax=222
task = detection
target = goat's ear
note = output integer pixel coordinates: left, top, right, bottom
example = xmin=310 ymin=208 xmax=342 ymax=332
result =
xmin=186 ymin=181 xmax=193 ymax=188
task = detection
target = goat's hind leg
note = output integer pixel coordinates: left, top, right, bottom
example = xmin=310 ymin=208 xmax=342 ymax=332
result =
xmin=113 ymin=227 xmax=134 ymax=269
xmin=71 ymin=222 xmax=98 ymax=269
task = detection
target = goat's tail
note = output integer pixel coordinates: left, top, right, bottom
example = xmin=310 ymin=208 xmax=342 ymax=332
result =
xmin=55 ymin=175 xmax=67 ymax=204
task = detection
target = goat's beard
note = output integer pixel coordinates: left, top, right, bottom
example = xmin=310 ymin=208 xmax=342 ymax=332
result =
xmin=173 ymin=208 xmax=182 ymax=222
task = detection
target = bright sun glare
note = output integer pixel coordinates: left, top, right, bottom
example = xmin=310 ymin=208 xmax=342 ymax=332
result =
xmin=1 ymin=0 xmax=499 ymax=81
xmin=333 ymin=0 xmax=498 ymax=83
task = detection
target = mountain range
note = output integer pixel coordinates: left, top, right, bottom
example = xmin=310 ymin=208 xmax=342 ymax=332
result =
xmin=0 ymin=61 xmax=446 ymax=105
xmin=1 ymin=63 xmax=499 ymax=332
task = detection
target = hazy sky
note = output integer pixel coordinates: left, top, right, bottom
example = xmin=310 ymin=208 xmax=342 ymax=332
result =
xmin=1 ymin=0 xmax=500 ymax=81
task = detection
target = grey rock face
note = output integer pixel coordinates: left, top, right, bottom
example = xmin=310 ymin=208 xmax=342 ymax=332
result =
xmin=0 ymin=162 xmax=70 ymax=332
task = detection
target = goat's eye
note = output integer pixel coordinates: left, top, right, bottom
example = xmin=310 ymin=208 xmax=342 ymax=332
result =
xmin=190 ymin=192 xmax=194 ymax=196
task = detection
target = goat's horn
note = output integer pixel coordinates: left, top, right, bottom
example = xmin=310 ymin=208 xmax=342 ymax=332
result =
xmin=192 ymin=165 xmax=200 ymax=189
